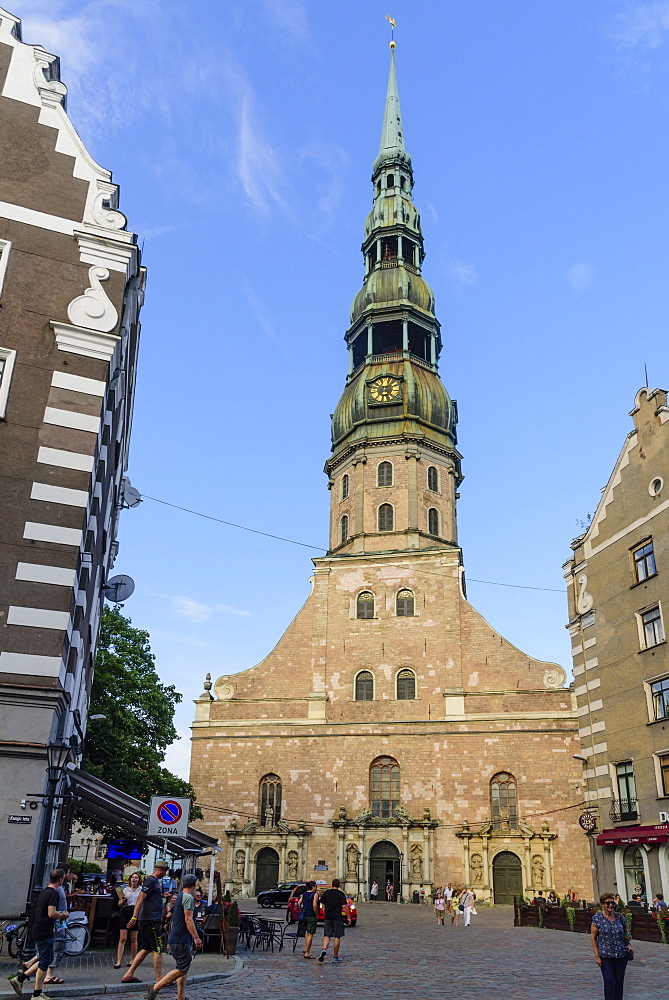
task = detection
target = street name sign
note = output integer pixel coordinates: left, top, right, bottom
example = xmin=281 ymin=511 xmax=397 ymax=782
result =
xmin=8 ymin=814 xmax=32 ymax=824
xmin=148 ymin=796 xmax=191 ymax=837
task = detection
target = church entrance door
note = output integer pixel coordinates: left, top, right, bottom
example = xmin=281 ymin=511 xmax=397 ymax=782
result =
xmin=492 ymin=851 xmax=523 ymax=904
xmin=255 ymin=847 xmax=280 ymax=894
xmin=369 ymin=840 xmax=400 ymax=901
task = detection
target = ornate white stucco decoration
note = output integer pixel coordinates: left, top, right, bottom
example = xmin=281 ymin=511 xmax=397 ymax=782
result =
xmin=543 ymin=667 xmax=566 ymax=689
xmin=33 ymin=48 xmax=67 ymax=108
xmin=67 ymin=266 xmax=118 ymax=333
xmin=91 ymin=181 xmax=127 ymax=231
xmin=576 ymin=573 xmax=594 ymax=615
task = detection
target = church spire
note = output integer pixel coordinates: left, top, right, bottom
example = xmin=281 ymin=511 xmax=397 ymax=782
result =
xmin=377 ymin=45 xmax=408 ymax=166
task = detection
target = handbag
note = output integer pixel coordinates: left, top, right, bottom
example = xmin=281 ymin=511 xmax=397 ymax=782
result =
xmin=458 ymin=904 xmax=464 ymax=911
xmin=627 ymin=948 xmax=634 ymax=961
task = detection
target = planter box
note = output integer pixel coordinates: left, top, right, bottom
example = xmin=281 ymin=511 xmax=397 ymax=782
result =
xmin=515 ymin=905 xmax=667 ymax=945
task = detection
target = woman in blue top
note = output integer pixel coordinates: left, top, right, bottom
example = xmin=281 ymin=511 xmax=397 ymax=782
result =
xmin=591 ymin=892 xmax=632 ymax=1000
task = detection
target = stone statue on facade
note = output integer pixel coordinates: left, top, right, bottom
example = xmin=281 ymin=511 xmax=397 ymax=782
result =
xmin=470 ymin=852 xmax=484 ymax=884
xmin=532 ymin=854 xmax=545 ymax=887
xmin=287 ymin=850 xmax=299 ymax=879
xmin=346 ymin=843 xmax=360 ymax=876
xmin=234 ymin=849 xmax=245 ymax=880
xmin=339 ymin=805 xmax=347 ymax=820
xmin=410 ymin=844 xmax=423 ymax=879
xmin=352 ymin=807 xmax=372 ymax=825
xmin=394 ymin=805 xmax=411 ymax=823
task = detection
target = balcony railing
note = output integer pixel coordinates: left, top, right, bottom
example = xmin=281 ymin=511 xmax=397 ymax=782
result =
xmin=609 ymin=797 xmax=638 ymax=822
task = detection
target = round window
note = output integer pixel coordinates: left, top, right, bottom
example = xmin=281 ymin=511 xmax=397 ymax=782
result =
xmin=649 ymin=477 xmax=664 ymax=497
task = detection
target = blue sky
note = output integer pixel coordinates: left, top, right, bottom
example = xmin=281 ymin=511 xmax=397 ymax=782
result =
xmin=17 ymin=0 xmax=669 ymax=777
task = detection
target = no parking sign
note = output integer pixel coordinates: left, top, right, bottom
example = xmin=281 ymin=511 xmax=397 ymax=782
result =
xmin=148 ymin=796 xmax=191 ymax=837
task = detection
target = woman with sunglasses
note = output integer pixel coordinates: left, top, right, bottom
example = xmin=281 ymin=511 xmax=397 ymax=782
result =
xmin=591 ymin=893 xmax=633 ymax=1000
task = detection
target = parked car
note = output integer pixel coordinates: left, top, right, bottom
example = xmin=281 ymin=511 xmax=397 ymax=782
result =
xmin=286 ymin=884 xmax=357 ymax=927
xmin=257 ymin=881 xmax=304 ymax=908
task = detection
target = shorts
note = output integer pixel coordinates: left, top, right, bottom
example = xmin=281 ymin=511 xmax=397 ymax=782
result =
xmin=35 ymin=937 xmax=54 ymax=971
xmin=170 ymin=940 xmax=194 ymax=972
xmin=303 ymin=916 xmax=317 ymax=934
xmin=323 ymin=919 xmax=345 ymax=939
xmin=137 ymin=919 xmax=164 ymax=953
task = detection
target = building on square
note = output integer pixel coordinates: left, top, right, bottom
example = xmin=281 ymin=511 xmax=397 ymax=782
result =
xmin=0 ymin=8 xmax=145 ymax=911
xmin=190 ymin=43 xmax=590 ymax=904
xmin=565 ymin=387 xmax=669 ymax=901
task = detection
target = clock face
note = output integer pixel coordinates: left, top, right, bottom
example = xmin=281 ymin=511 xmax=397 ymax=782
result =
xmin=369 ymin=376 xmax=401 ymax=404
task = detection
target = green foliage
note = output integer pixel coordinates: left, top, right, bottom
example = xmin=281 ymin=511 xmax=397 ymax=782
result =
xmin=656 ymin=912 xmax=667 ymax=944
xmin=67 ymin=858 xmax=103 ymax=874
xmin=223 ymin=890 xmax=231 ymax=903
xmin=227 ymin=901 xmax=240 ymax=927
xmin=625 ymin=911 xmax=633 ymax=938
xmin=565 ymin=905 xmax=576 ymax=931
xmin=79 ymin=606 xmax=202 ymax=834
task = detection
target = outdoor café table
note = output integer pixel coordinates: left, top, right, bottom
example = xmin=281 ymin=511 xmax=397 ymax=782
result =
xmin=258 ymin=916 xmax=285 ymax=950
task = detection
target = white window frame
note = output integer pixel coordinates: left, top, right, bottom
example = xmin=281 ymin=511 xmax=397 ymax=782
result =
xmin=0 ymin=347 xmax=17 ymax=419
xmin=636 ymin=603 xmax=665 ymax=650
xmin=652 ymin=749 xmax=669 ymax=799
xmin=0 ymin=240 xmax=11 ymax=297
xmin=643 ymin=671 xmax=669 ymax=723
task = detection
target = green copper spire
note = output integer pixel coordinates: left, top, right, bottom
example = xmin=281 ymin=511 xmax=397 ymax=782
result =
xmin=373 ymin=44 xmax=411 ymax=175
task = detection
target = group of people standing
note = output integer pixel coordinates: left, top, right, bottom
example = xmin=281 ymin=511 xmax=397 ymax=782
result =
xmin=433 ymin=886 xmax=476 ymax=927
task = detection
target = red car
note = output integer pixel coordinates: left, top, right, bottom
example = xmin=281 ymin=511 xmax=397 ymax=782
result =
xmin=286 ymin=883 xmax=358 ymax=927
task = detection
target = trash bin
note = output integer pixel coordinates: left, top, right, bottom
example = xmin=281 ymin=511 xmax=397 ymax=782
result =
xmin=412 ymin=890 xmax=420 ymax=904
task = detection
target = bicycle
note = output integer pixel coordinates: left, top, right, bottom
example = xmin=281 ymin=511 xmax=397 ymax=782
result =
xmin=5 ymin=919 xmax=28 ymax=959
xmin=61 ymin=919 xmax=90 ymax=956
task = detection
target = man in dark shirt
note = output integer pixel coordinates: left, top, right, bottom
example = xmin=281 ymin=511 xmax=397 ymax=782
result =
xmin=9 ymin=869 xmax=68 ymax=999
xmin=121 ymin=860 xmax=170 ymax=985
xmin=147 ymin=874 xmax=202 ymax=1000
xmin=318 ymin=879 xmax=349 ymax=964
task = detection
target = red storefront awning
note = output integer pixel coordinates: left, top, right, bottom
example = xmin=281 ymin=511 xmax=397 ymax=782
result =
xmin=596 ymin=824 xmax=669 ymax=846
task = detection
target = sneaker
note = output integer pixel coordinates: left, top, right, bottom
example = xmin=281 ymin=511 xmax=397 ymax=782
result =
xmin=333 ymin=956 xmax=343 ymax=963
xmin=318 ymin=950 xmax=327 ymax=963
xmin=8 ymin=978 xmax=23 ymax=997
xmin=146 ymin=987 xmax=157 ymax=1000
xmin=34 ymin=993 xmax=52 ymax=1000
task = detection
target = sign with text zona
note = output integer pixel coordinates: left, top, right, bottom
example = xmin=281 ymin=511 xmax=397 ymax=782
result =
xmin=148 ymin=796 xmax=191 ymax=837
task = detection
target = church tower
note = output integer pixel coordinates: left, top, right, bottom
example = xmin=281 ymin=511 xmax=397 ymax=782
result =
xmin=190 ymin=42 xmax=591 ymax=905
xmin=327 ymin=44 xmax=460 ymax=557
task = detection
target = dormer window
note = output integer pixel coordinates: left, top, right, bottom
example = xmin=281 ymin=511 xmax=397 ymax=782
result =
xmin=386 ymin=174 xmax=394 ymax=188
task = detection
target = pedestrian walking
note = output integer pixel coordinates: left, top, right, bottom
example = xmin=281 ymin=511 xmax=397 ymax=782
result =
xmin=591 ymin=892 xmax=633 ymax=1000
xmin=444 ymin=883 xmax=454 ymax=912
xmin=298 ymin=880 xmax=320 ymax=959
xmin=122 ymin=860 xmax=171 ymax=985
xmin=434 ymin=889 xmax=446 ymax=926
xmin=9 ymin=869 xmax=68 ymax=1000
xmin=318 ymin=879 xmax=349 ymax=963
xmin=370 ymin=880 xmax=379 ymax=902
xmin=451 ymin=889 xmax=461 ymax=926
xmin=459 ymin=887 xmax=476 ymax=927
xmin=386 ymin=880 xmax=393 ymax=902
xmin=115 ymin=872 xmax=141 ymax=968
xmin=146 ymin=874 xmax=202 ymax=1000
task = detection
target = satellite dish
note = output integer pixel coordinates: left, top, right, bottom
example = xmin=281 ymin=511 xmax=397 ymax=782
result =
xmin=103 ymin=574 xmax=135 ymax=603
xmin=121 ymin=479 xmax=142 ymax=508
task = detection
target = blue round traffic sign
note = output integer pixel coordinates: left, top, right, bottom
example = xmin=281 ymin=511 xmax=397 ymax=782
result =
xmin=157 ymin=800 xmax=183 ymax=825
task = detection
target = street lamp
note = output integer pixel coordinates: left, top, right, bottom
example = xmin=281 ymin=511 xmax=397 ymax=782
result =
xmin=30 ymin=741 xmax=72 ymax=898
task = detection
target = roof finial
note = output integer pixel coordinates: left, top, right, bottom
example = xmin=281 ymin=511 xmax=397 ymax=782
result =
xmin=385 ymin=15 xmax=396 ymax=49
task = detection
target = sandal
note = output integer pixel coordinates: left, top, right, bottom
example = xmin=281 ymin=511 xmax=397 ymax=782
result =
xmin=44 ymin=979 xmax=65 ymax=985
xmin=303 ymin=954 xmax=315 ymax=959
xmin=114 ymin=964 xmax=121 ymax=969
xmin=121 ymin=977 xmax=143 ymax=983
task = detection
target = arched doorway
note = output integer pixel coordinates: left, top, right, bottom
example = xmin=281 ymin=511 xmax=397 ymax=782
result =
xmin=255 ymin=847 xmax=279 ymax=894
xmin=369 ymin=840 xmax=400 ymax=901
xmin=492 ymin=851 xmax=523 ymax=904
xmin=623 ymin=845 xmax=646 ymax=902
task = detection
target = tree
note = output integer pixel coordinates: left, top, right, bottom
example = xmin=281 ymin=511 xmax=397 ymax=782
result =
xmin=81 ymin=606 xmax=202 ymax=830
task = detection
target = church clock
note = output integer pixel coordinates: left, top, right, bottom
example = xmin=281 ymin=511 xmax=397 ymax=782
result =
xmin=368 ymin=376 xmax=401 ymax=404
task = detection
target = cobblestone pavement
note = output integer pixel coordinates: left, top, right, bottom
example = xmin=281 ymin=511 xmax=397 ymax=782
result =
xmin=8 ymin=905 xmax=669 ymax=1000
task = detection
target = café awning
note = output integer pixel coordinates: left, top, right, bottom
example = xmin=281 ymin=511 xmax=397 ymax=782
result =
xmin=596 ymin=824 xmax=669 ymax=847
xmin=66 ymin=766 xmax=218 ymax=856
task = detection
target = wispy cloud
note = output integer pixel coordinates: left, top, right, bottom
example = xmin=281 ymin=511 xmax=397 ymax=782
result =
xmin=256 ymin=0 xmax=311 ymax=46
xmin=149 ymin=593 xmax=251 ymax=622
xmin=443 ymin=259 xmax=479 ymax=288
xmin=238 ymin=275 xmax=283 ymax=348
xmin=609 ymin=1 xmax=669 ymax=49
xmin=566 ymin=261 xmax=596 ymax=289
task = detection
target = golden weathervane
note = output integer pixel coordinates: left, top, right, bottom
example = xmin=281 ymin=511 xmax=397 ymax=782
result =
xmin=385 ymin=15 xmax=396 ymax=48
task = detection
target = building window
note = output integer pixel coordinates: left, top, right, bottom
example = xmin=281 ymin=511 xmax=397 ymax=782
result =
xmin=0 ymin=347 xmax=17 ymax=419
xmin=378 ymin=503 xmax=394 ymax=532
xmin=658 ymin=753 xmax=669 ymax=796
xmin=378 ymin=461 xmax=393 ymax=486
xmin=341 ymin=474 xmax=349 ymax=500
xmin=355 ymin=670 xmax=374 ymax=701
xmin=340 ymin=515 xmax=349 ymax=544
xmin=396 ymin=668 xmax=416 ymax=700
xmin=615 ymin=762 xmax=637 ymax=821
xmin=623 ymin=844 xmax=646 ymax=901
xmin=633 ymin=540 xmax=656 ymax=583
xmin=396 ymin=589 xmax=415 ymax=617
xmin=0 ymin=240 xmax=11 ymax=297
xmin=427 ymin=466 xmax=439 ymax=492
xmin=491 ymin=772 xmax=518 ymax=831
xmin=651 ymin=677 xmax=669 ymax=721
xmin=259 ymin=773 xmax=282 ymax=826
xmin=428 ymin=508 xmax=439 ymax=536
xmin=95 ymin=840 xmax=107 ymax=860
xmin=640 ymin=605 xmax=664 ymax=648
xmin=370 ymin=755 xmax=399 ymax=818
xmin=357 ymin=591 xmax=375 ymax=619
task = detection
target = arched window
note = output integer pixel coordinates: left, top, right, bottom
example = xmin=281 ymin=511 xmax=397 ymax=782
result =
xmin=428 ymin=507 xmax=439 ymax=536
xmin=340 ymin=515 xmax=349 ymax=544
xmin=427 ymin=466 xmax=439 ymax=492
xmin=377 ymin=461 xmax=393 ymax=487
xmin=490 ymin=772 xmax=518 ymax=831
xmin=259 ymin=773 xmax=282 ymax=826
xmin=357 ymin=591 xmax=375 ymax=619
xmin=355 ymin=670 xmax=374 ymax=701
xmin=396 ymin=589 xmax=415 ymax=617
xmin=396 ymin=668 xmax=416 ymax=700
xmin=370 ymin=756 xmax=400 ymax=818
xmin=378 ymin=503 xmax=394 ymax=532
xmin=341 ymin=474 xmax=349 ymax=500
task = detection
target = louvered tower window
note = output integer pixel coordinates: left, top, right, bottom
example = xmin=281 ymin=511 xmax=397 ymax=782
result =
xmin=378 ymin=504 xmax=394 ymax=532
xmin=357 ymin=592 xmax=375 ymax=619
xmin=396 ymin=590 xmax=414 ymax=617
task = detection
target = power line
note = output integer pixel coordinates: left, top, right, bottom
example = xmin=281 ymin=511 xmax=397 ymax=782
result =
xmin=141 ymin=494 xmax=564 ymax=594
